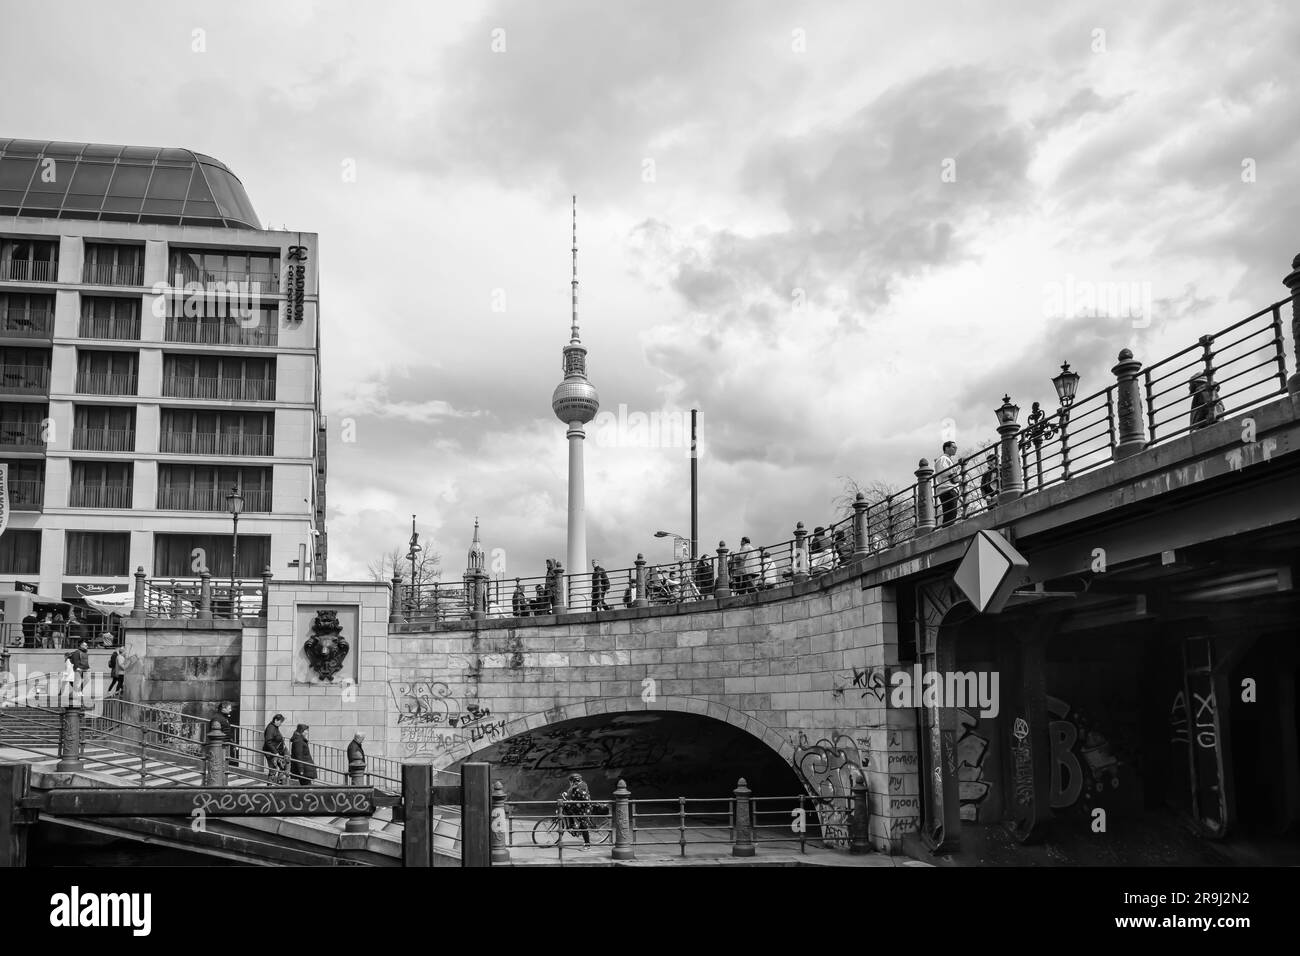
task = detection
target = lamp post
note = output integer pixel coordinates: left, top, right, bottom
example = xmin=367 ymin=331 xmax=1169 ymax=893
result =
xmin=407 ymin=515 xmax=422 ymax=615
xmin=1018 ymin=361 xmax=1081 ymax=489
xmin=653 ymin=530 xmax=690 ymax=563
xmin=225 ymin=486 xmax=243 ymax=618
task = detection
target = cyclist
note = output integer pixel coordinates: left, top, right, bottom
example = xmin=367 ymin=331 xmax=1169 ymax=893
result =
xmin=559 ymin=773 xmax=593 ymax=850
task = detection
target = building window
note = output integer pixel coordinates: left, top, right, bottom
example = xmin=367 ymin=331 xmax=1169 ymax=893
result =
xmin=69 ymin=460 xmax=133 ymax=509
xmin=159 ymin=409 xmax=274 ymax=456
xmin=168 ymin=248 xmax=280 ymax=293
xmin=164 ymin=300 xmax=279 ymax=346
xmin=83 ymin=243 xmax=144 ymax=286
xmin=156 ymin=463 xmax=272 ymax=511
xmin=0 ymin=346 xmax=51 ymax=394
xmin=79 ymin=297 xmax=141 ymax=340
xmin=0 ymin=292 xmax=55 ymax=338
xmin=3 ymin=458 xmax=44 ymax=511
xmin=72 ymin=405 xmax=135 ymax=451
xmin=154 ymin=533 xmax=270 ymax=579
xmin=0 ymin=402 xmax=47 ymax=450
xmin=162 ymin=354 xmax=275 ymax=401
xmin=0 ymin=529 xmax=40 ymax=574
xmin=0 ymin=239 xmax=58 ymax=282
xmin=65 ymin=531 xmax=130 ymax=576
xmin=76 ymin=349 xmax=137 ymax=395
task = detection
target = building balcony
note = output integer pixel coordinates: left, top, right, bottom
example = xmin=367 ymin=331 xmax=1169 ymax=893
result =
xmin=75 ymin=371 xmax=137 ymax=396
xmin=165 ymin=317 xmax=278 ymax=347
xmin=0 ymin=421 xmax=45 ymax=450
xmin=0 ymin=365 xmax=50 ymax=394
xmin=0 ymin=260 xmax=57 ymax=283
xmin=82 ymin=262 xmax=144 ymax=286
xmin=162 ymin=376 xmax=275 ymax=401
xmin=159 ymin=431 xmax=274 ymax=456
xmin=9 ymin=479 xmax=43 ymax=511
xmin=78 ymin=314 xmax=141 ymax=341
xmin=69 ymin=483 xmax=133 ymax=509
xmin=168 ymin=265 xmax=280 ymax=294
xmin=0 ymin=309 xmax=53 ymax=339
xmin=156 ymin=486 xmax=272 ymax=513
xmin=72 ymin=427 xmax=135 ymax=452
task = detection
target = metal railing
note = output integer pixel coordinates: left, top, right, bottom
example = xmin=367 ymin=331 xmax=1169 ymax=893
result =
xmin=0 ymin=259 xmax=58 ymax=282
xmin=167 ymin=265 xmax=280 ymax=294
xmin=75 ymin=370 xmax=137 ymax=395
xmin=165 ymin=317 xmax=279 ymax=347
xmin=8 ymin=478 xmax=43 ymax=510
xmin=155 ymin=485 xmax=272 ymax=512
xmin=141 ymin=578 xmax=264 ymax=619
xmin=0 ymin=364 xmax=49 ymax=393
xmin=78 ymin=313 xmax=141 ymax=340
xmin=82 ymin=261 xmax=143 ymax=286
xmin=69 ymin=482 xmax=133 ymax=509
xmin=72 ymin=427 xmax=135 ymax=452
xmin=0 ymin=420 xmax=45 ymax=447
xmin=0 ymin=308 xmax=53 ymax=337
xmin=1 ymin=620 xmax=121 ymax=649
xmin=158 ymin=430 xmax=274 ymax=456
xmin=162 ymin=376 xmax=276 ymax=401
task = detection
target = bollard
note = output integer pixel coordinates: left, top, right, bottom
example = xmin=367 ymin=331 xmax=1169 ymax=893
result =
xmin=390 ymin=572 xmax=404 ymax=624
xmin=204 ymin=723 xmax=228 ymax=787
xmin=1110 ymin=350 xmax=1147 ymax=459
xmin=850 ymin=771 xmax=870 ymax=854
xmin=714 ymin=542 xmax=731 ymax=599
xmin=634 ymin=554 xmax=648 ymax=608
xmin=852 ymin=492 xmax=870 ymax=559
xmin=792 ymin=523 xmax=809 ymax=582
xmin=915 ymin=459 xmax=936 ymax=532
xmin=131 ymin=566 xmax=146 ymax=619
xmin=1285 ymin=253 xmax=1300 ymax=395
xmin=553 ymin=565 xmax=568 ymax=616
xmin=732 ymin=777 xmax=756 ymax=857
xmin=57 ymin=705 xmax=85 ymax=773
xmin=490 ymin=780 xmax=511 ymax=863
xmin=198 ymin=570 xmax=213 ymax=620
xmin=611 ymin=779 xmax=635 ymax=860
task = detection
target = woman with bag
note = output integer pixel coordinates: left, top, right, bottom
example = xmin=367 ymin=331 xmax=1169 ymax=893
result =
xmin=288 ymin=724 xmax=318 ymax=786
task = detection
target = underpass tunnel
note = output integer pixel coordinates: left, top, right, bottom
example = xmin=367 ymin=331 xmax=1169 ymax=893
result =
xmin=446 ymin=711 xmax=805 ymax=805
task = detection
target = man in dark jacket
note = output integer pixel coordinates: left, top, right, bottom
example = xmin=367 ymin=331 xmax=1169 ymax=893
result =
xmin=511 ymin=579 xmax=526 ymax=618
xmin=67 ymin=641 xmax=92 ymax=697
xmin=695 ymin=557 xmax=715 ymax=597
xmin=262 ymin=714 xmax=287 ymax=784
xmin=347 ymin=732 xmax=366 ymax=776
xmin=288 ymin=724 xmax=317 ymax=786
xmin=211 ymin=701 xmax=238 ymax=767
xmin=21 ymin=612 xmax=37 ymax=648
xmin=590 ymin=560 xmax=610 ymax=611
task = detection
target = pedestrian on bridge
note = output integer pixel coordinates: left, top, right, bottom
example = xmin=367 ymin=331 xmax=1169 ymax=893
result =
xmin=695 ymin=556 xmax=714 ymax=597
xmin=936 ymin=441 xmax=960 ymax=526
xmin=591 ymin=560 xmax=611 ymax=611
xmin=263 ymin=713 xmax=288 ymax=785
xmin=289 ymin=724 xmax=317 ymax=786
xmin=511 ymin=579 xmax=526 ymax=617
xmin=212 ymin=701 xmax=238 ymax=767
xmin=106 ymin=650 xmax=125 ymax=697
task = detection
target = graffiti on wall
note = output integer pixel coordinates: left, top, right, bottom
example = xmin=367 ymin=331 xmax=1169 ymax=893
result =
xmin=956 ymin=709 xmax=991 ymax=822
xmin=1047 ymin=696 xmax=1123 ymax=811
xmin=791 ymin=732 xmax=868 ymax=849
xmin=389 ymin=679 xmax=507 ymax=757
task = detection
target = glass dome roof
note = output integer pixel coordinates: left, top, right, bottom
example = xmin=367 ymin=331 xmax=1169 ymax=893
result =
xmin=0 ymin=139 xmax=261 ymax=229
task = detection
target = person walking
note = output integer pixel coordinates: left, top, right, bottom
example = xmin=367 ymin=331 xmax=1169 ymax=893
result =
xmin=70 ymin=641 xmax=92 ymax=697
xmin=262 ymin=713 xmax=288 ymax=784
xmin=560 ymin=772 xmax=593 ymax=850
xmin=347 ymin=731 xmax=367 ymax=782
xmin=1189 ymin=374 xmax=1225 ymax=431
xmin=21 ymin=610 xmax=37 ymax=648
xmin=288 ymin=724 xmax=317 ymax=786
xmin=695 ymin=556 xmax=715 ymax=598
xmin=511 ymin=578 xmax=526 ymax=618
xmin=936 ymin=441 xmax=960 ymax=527
xmin=980 ymin=449 xmax=1000 ymax=510
xmin=106 ymin=648 xmax=126 ymax=697
xmin=212 ymin=701 xmax=238 ymax=767
xmin=591 ymin=560 xmax=611 ymax=611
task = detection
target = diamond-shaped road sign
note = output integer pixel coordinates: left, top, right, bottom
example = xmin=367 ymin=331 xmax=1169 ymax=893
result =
xmin=953 ymin=530 xmax=1029 ymax=614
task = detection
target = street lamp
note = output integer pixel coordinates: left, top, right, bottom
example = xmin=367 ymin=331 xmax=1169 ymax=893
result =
xmin=654 ymin=530 xmax=690 ymax=562
xmin=1020 ymin=361 xmax=1082 ymax=489
xmin=226 ymin=486 xmax=243 ymax=618
xmin=407 ymin=515 xmax=422 ymax=613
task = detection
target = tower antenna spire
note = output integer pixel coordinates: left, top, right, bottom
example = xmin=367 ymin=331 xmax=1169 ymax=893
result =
xmin=571 ymin=194 xmax=579 ymax=344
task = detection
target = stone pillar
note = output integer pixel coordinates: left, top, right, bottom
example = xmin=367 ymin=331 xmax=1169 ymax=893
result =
xmin=1286 ymin=254 xmax=1300 ymax=395
xmin=732 ymin=777 xmax=755 ymax=857
xmin=914 ymin=459 xmax=936 ymax=532
xmin=57 ymin=706 xmax=84 ymax=773
xmin=198 ymin=570 xmax=212 ymax=620
xmin=489 ymin=780 xmax=511 ymax=863
xmin=553 ymin=564 xmax=568 ymax=616
xmin=792 ymin=522 xmax=809 ymax=583
xmin=346 ymin=747 xmax=369 ymax=834
xmin=131 ymin=566 xmax=146 ymax=619
xmin=203 ymin=724 xmax=228 ymax=787
xmin=1111 ymin=349 xmax=1148 ymax=459
xmin=852 ymin=492 xmax=869 ymax=559
xmin=611 ymin=778 xmax=635 ymax=860
xmin=998 ymin=408 xmax=1026 ymax=504
xmin=390 ymin=573 xmax=403 ymax=624
xmin=850 ymin=770 xmax=870 ymax=854
xmin=634 ymin=554 xmax=648 ymax=608
xmin=714 ymin=543 xmax=731 ymax=599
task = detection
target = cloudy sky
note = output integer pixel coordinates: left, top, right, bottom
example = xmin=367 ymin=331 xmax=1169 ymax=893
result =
xmin=2 ymin=0 xmax=1296 ymax=582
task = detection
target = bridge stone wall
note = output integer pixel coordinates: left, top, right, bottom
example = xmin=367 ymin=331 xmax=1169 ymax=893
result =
xmin=389 ymin=569 xmax=922 ymax=852
xmin=121 ymin=619 xmax=244 ymax=722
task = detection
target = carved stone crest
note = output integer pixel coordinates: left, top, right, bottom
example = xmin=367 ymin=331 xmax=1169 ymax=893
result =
xmin=303 ymin=609 xmax=350 ymax=681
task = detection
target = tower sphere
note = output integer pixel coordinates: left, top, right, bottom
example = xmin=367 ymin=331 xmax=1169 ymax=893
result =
xmin=552 ymin=378 xmax=600 ymax=424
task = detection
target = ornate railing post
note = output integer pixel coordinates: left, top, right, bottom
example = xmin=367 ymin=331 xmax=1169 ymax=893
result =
xmin=260 ymin=566 xmax=273 ymax=620
xmin=1285 ymin=254 xmax=1300 ymax=395
xmin=732 ymin=777 xmax=756 ymax=857
xmin=915 ymin=459 xmax=936 ymax=532
xmin=1111 ymin=349 xmax=1148 ymax=458
xmin=714 ymin=543 xmax=731 ymax=599
xmin=203 ymin=723 xmax=228 ymax=787
xmin=634 ymin=554 xmax=648 ymax=608
xmin=57 ymin=705 xmax=85 ymax=773
xmin=852 ymin=492 xmax=869 ymax=559
xmin=850 ymin=769 xmax=870 ymax=854
xmin=198 ymin=570 xmax=212 ymax=620
xmin=389 ymin=573 xmax=403 ymax=624
xmin=611 ymin=778 xmax=635 ymax=860
xmin=995 ymin=396 xmax=1026 ymax=504
xmin=131 ymin=566 xmax=146 ymax=619
xmin=553 ymin=564 xmax=568 ymax=616
xmin=792 ymin=522 xmax=809 ymax=583
xmin=489 ymin=780 xmax=511 ymax=862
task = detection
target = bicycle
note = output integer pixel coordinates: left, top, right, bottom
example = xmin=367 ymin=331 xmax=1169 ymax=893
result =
xmin=532 ymin=800 xmax=612 ymax=847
